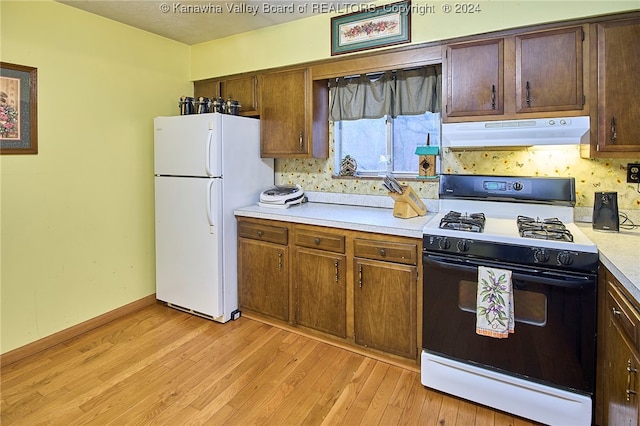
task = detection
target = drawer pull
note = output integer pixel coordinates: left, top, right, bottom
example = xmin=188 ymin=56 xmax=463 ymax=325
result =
xmin=257 ymin=230 xmax=264 ymax=238
xmin=627 ymin=360 xmax=638 ymax=402
xmin=379 ymin=248 xmax=386 ymax=257
xmin=358 ymin=264 xmax=363 ymax=288
xmin=314 ymin=237 xmax=320 ymax=245
xmin=612 ymin=307 xmax=622 ymax=316
xmin=278 ymin=252 xmax=283 ymax=271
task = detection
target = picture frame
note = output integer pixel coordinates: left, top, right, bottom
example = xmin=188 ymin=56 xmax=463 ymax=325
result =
xmin=1 ymin=62 xmax=38 ymax=155
xmin=331 ymin=1 xmax=411 ymax=56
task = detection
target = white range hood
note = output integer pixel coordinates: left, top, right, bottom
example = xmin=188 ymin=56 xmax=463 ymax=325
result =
xmin=441 ymin=116 xmax=590 ymax=149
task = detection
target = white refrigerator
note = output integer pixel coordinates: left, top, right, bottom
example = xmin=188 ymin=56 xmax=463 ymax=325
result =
xmin=154 ymin=113 xmax=274 ymax=322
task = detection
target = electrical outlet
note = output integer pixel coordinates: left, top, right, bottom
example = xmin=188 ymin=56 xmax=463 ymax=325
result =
xmin=628 ymin=163 xmax=640 ymax=183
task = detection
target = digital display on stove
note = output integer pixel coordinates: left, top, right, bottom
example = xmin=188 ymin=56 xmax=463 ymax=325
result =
xmin=483 ymin=181 xmax=507 ymax=191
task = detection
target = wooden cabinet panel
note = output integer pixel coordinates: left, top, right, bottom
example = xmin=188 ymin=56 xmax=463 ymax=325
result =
xmin=594 ymin=18 xmax=640 ymax=156
xmin=295 ymin=228 xmax=345 ymax=253
xmin=221 ymin=75 xmax=258 ymax=115
xmin=600 ymin=265 xmax=640 ymax=426
xmin=444 ymin=26 xmax=587 ymax=122
xmin=445 ymin=38 xmax=504 ymax=117
xmin=354 ymin=258 xmax=417 ymax=359
xmin=515 ymin=26 xmax=584 ymax=113
xmin=353 ymin=238 xmax=417 ymax=265
xmin=259 ymin=68 xmax=308 ymax=157
xmin=238 ymin=238 xmax=289 ymax=321
xmin=238 ymin=221 xmax=288 ymax=245
xmin=294 ymin=248 xmax=346 ymax=338
xmin=259 ymin=68 xmax=328 ymax=158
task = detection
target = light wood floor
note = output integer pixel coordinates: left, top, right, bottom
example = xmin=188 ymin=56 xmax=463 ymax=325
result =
xmin=1 ymin=303 xmax=540 ymax=425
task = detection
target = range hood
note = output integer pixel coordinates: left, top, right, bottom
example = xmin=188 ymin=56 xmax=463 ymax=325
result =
xmin=441 ymin=116 xmax=590 ymax=149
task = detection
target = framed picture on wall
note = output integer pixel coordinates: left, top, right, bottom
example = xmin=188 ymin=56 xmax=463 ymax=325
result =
xmin=1 ymin=62 xmax=38 ymax=155
xmin=331 ymin=1 xmax=412 ymax=56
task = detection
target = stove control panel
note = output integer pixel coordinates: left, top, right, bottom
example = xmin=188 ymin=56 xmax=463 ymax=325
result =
xmin=423 ymin=234 xmax=598 ymax=273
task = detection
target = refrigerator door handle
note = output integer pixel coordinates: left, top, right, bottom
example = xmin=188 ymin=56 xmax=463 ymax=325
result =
xmin=206 ymin=179 xmax=215 ymax=231
xmin=205 ymin=129 xmax=214 ymax=176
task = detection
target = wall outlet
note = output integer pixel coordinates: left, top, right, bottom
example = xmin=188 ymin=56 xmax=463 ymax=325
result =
xmin=628 ymin=163 xmax=640 ymax=183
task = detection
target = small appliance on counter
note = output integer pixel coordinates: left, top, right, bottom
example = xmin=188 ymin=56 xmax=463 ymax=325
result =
xmin=593 ymin=191 xmax=620 ymax=231
xmin=259 ymin=185 xmax=306 ymax=208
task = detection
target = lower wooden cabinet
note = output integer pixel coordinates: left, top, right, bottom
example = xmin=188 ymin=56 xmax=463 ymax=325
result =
xmin=294 ymin=248 xmax=346 ymax=338
xmin=354 ymin=258 xmax=417 ymax=359
xmin=237 ymin=217 xmax=421 ymax=363
xmin=598 ymin=263 xmax=640 ymax=425
xmin=237 ymin=221 xmax=289 ymax=321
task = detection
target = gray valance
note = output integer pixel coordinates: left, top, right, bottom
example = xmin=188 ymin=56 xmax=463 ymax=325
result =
xmin=329 ymin=65 xmax=441 ymax=121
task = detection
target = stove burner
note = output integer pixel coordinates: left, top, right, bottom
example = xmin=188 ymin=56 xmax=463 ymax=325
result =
xmin=517 ymin=216 xmax=574 ymax=242
xmin=440 ymin=211 xmax=486 ymax=233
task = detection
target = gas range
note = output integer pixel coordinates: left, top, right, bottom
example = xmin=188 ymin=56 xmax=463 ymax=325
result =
xmin=423 ymin=175 xmax=598 ymax=273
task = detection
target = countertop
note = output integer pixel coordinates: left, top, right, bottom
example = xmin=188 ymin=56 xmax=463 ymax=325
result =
xmin=234 ymin=202 xmax=435 ymax=238
xmin=576 ymin=223 xmax=640 ymax=302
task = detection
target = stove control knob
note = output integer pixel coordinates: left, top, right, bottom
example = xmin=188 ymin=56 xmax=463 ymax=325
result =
xmin=438 ymin=238 xmax=451 ymax=250
xmin=513 ymin=181 xmax=524 ymax=191
xmin=557 ymin=251 xmax=574 ymax=266
xmin=456 ymin=239 xmax=470 ymax=252
xmin=533 ymin=248 xmax=550 ymax=263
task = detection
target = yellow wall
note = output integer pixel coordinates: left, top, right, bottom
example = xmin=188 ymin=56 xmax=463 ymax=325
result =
xmin=0 ymin=0 xmax=191 ymax=353
xmin=191 ymin=0 xmax=640 ymax=79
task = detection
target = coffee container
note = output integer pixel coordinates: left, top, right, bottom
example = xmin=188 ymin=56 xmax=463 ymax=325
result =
xmin=592 ymin=191 xmax=619 ymax=231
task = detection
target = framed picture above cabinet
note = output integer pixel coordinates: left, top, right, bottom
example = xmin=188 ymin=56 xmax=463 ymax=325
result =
xmin=331 ymin=1 xmax=411 ymax=56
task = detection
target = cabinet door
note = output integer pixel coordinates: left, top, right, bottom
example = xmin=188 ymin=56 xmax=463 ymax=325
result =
xmin=605 ymin=312 xmax=640 ymax=425
xmin=353 ymin=258 xmax=417 ymax=359
xmin=515 ymin=27 xmax=584 ymax=113
xmin=595 ymin=19 xmax=640 ymax=155
xmin=238 ymin=238 xmax=289 ymax=321
xmin=259 ymin=68 xmax=308 ymax=157
xmin=445 ymin=38 xmax=504 ymax=117
xmin=294 ymin=248 xmax=346 ymax=338
xmin=221 ymin=75 xmax=258 ymax=115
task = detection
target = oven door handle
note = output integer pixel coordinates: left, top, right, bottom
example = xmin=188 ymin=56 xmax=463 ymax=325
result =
xmin=423 ymin=254 xmax=595 ymax=288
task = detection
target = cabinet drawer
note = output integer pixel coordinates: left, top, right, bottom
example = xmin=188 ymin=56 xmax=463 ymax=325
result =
xmin=607 ymin=280 xmax=640 ymax=347
xmin=238 ymin=221 xmax=288 ymax=245
xmin=295 ymin=229 xmax=345 ymax=253
xmin=354 ymin=239 xmax=417 ymax=265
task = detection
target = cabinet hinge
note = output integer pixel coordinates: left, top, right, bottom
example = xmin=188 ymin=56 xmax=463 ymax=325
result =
xmin=581 ymin=29 xmax=585 ymax=41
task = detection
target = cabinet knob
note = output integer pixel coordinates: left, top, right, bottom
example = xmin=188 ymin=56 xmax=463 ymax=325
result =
xmin=612 ymin=307 xmax=622 ymax=316
xmin=379 ymin=249 xmax=386 ymax=257
xmin=257 ymin=230 xmax=264 ymax=237
xmin=314 ymin=237 xmax=320 ymax=245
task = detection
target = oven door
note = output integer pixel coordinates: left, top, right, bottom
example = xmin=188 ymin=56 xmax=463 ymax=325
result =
xmin=422 ymin=252 xmax=597 ymax=394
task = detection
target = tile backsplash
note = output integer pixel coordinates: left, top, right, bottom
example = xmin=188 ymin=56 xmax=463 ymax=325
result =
xmin=275 ymin=141 xmax=640 ymax=212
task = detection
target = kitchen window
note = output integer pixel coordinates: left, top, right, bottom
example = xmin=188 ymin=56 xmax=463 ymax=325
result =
xmin=330 ymin=65 xmax=442 ymax=178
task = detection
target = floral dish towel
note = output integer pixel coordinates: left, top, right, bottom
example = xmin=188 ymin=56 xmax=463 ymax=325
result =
xmin=476 ymin=266 xmax=514 ymax=338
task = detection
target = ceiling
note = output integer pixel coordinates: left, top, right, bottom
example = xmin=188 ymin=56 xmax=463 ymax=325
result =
xmin=57 ymin=0 xmax=366 ymax=45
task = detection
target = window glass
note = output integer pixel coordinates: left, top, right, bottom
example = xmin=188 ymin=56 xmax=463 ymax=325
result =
xmin=334 ymin=112 xmax=440 ymax=177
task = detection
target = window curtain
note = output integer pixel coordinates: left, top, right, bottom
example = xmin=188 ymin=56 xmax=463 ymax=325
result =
xmin=329 ymin=65 xmax=441 ymax=121
xmin=328 ymin=71 xmax=394 ymax=121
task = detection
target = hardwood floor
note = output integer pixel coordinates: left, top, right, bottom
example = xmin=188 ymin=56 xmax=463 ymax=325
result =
xmin=1 ymin=303 xmax=540 ymax=425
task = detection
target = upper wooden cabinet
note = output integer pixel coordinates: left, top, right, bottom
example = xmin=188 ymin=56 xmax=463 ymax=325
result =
xmin=220 ymin=75 xmax=258 ymax=116
xmin=587 ymin=18 xmax=640 ymax=157
xmin=443 ymin=26 xmax=588 ymax=122
xmin=258 ymin=67 xmax=328 ymax=158
xmin=444 ymin=38 xmax=504 ymax=118
xmin=515 ymin=26 xmax=585 ymax=113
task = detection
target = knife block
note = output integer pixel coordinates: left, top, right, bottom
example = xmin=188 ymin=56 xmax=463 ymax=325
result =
xmin=388 ymin=186 xmax=428 ymax=218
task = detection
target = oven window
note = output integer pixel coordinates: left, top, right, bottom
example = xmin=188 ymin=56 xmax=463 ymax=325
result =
xmin=458 ymin=280 xmax=547 ymax=326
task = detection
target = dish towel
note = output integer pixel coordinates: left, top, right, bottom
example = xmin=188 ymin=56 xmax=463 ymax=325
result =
xmin=476 ymin=266 xmax=514 ymax=338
